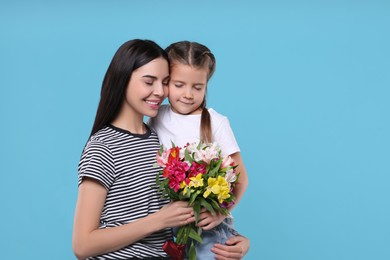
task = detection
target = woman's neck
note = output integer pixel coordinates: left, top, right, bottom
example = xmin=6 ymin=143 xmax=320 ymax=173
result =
xmin=111 ymin=109 xmax=146 ymax=135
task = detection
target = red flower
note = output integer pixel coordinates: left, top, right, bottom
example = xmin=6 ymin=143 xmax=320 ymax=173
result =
xmin=188 ymin=161 xmax=206 ymax=178
xmin=162 ymin=240 xmax=185 ymax=260
xmin=168 ymin=147 xmax=181 ymax=162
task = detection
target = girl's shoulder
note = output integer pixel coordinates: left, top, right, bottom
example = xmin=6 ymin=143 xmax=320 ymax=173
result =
xmin=208 ymin=108 xmax=228 ymax=121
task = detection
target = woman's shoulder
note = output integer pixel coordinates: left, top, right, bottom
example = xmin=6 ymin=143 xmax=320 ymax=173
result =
xmin=90 ymin=126 xmax=115 ymax=140
xmin=85 ymin=126 xmax=120 ymax=150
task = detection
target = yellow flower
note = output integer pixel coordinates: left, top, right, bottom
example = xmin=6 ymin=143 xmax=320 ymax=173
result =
xmin=189 ymin=174 xmax=204 ymax=188
xmin=203 ymin=176 xmax=231 ymax=203
xmin=217 ymin=185 xmax=231 ymax=203
xmin=181 ymin=181 xmax=190 ymax=196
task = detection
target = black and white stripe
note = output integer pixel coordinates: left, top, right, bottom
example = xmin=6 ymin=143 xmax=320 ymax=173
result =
xmin=78 ymin=125 xmax=171 ymax=259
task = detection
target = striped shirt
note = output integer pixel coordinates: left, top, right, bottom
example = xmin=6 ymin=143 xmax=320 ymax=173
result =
xmin=78 ymin=124 xmax=172 ymax=259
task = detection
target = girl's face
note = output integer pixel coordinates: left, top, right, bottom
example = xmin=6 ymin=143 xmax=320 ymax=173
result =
xmin=168 ymin=63 xmax=208 ymax=115
xmin=124 ymin=58 xmax=169 ymax=118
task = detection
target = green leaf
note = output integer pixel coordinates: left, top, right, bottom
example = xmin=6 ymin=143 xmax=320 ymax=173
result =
xmin=219 ymin=207 xmax=230 ymax=215
xmin=188 ymin=190 xmax=199 ymax=206
xmin=200 ymin=198 xmax=216 ymax=215
xmin=205 ymin=164 xmax=211 ymax=175
xmin=209 ymin=198 xmax=221 ymax=210
xmin=155 ymin=171 xmax=161 ymax=185
xmin=176 ymin=224 xmax=192 ymax=245
xmin=193 ymin=201 xmax=201 ymax=223
xmin=189 ymin=227 xmax=203 ymax=243
xmin=188 ymin=241 xmax=197 ymax=260
xmin=185 ymin=148 xmax=193 ymax=163
xmin=208 ymin=160 xmax=222 ymax=177
xmin=176 ymin=226 xmax=184 ymax=240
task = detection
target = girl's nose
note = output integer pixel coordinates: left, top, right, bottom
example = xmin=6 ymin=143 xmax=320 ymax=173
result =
xmin=184 ymin=88 xmax=193 ymax=99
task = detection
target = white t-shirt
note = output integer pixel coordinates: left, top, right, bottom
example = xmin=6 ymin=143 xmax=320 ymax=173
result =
xmin=148 ymin=104 xmax=240 ymax=157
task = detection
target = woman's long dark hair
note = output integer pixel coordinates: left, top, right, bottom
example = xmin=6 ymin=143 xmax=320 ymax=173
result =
xmin=165 ymin=41 xmax=216 ymax=143
xmin=90 ymin=39 xmax=169 ymax=137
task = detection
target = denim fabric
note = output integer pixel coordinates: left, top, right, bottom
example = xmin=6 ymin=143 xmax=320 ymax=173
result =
xmin=187 ymin=217 xmax=238 ymax=259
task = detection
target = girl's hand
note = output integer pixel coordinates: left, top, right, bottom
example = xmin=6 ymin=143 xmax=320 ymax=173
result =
xmin=196 ymin=208 xmax=226 ymax=230
xmin=157 ymin=201 xmax=195 ymax=228
xmin=211 ymin=235 xmax=250 ymax=260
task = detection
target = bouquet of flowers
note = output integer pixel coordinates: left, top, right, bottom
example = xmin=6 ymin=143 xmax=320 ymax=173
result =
xmin=155 ymin=142 xmax=239 ymax=260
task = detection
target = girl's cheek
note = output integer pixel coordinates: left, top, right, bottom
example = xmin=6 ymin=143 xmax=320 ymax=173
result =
xmin=163 ymin=86 xmax=169 ymax=97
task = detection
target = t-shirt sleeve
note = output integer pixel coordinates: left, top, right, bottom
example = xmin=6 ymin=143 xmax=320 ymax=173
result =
xmin=214 ymin=117 xmax=240 ymax=157
xmin=77 ymin=139 xmax=115 ymax=190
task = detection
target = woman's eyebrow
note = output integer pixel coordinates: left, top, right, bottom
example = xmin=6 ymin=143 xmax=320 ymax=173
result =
xmin=142 ymin=75 xmax=157 ymax=80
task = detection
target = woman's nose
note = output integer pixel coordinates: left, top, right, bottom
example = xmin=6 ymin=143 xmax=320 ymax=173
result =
xmin=153 ymin=83 xmax=165 ymax=96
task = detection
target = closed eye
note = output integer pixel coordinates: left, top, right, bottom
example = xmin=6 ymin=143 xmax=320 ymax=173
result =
xmin=142 ymin=75 xmax=157 ymax=86
xmin=194 ymin=85 xmax=205 ymax=91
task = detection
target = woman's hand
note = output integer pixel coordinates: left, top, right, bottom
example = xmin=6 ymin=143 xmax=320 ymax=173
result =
xmin=196 ymin=208 xmax=226 ymax=230
xmin=157 ymin=201 xmax=195 ymax=228
xmin=211 ymin=235 xmax=250 ymax=260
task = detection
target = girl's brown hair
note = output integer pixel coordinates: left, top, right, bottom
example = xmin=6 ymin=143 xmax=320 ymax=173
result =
xmin=165 ymin=41 xmax=216 ymax=143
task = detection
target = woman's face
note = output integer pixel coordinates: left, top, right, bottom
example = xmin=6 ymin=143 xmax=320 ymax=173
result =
xmin=123 ymin=57 xmax=169 ymax=118
xmin=168 ymin=63 xmax=208 ymax=115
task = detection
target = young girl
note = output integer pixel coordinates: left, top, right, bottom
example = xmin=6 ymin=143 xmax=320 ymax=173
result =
xmin=72 ymin=39 xmax=196 ymax=259
xmin=149 ymin=41 xmax=249 ymax=259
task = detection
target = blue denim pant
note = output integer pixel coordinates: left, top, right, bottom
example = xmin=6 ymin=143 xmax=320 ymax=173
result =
xmin=187 ymin=217 xmax=238 ymax=259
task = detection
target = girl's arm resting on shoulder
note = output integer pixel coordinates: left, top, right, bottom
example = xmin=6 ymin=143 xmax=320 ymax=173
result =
xmin=72 ymin=178 xmax=195 ymax=260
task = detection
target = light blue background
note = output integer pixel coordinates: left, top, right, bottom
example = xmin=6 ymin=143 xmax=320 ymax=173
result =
xmin=1 ymin=1 xmax=389 ymax=259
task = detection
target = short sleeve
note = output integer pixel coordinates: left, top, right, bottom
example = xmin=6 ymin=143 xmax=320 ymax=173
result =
xmin=213 ymin=117 xmax=240 ymax=157
xmin=78 ymin=139 xmax=115 ymax=190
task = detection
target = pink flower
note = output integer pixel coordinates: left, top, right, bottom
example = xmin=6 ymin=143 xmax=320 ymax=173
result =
xmin=164 ymin=159 xmax=190 ymax=192
xmin=221 ymin=155 xmax=235 ymax=169
xmin=168 ymin=174 xmax=185 ymax=192
xmin=156 ymin=149 xmax=170 ymax=167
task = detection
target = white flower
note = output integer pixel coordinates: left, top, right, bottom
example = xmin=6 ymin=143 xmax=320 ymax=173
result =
xmin=179 ymin=148 xmax=186 ymax=160
xmin=191 ymin=142 xmax=219 ymax=163
xmin=225 ymin=169 xmax=237 ymax=183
